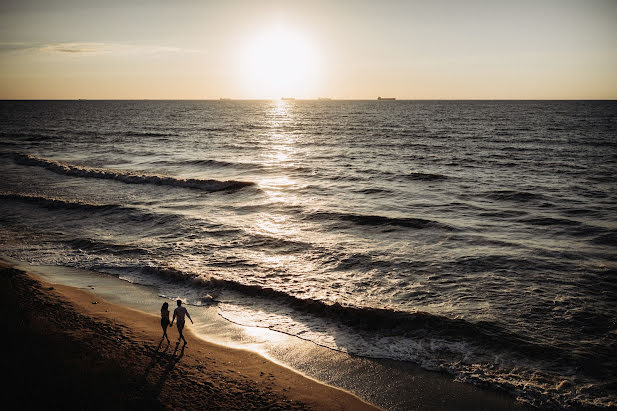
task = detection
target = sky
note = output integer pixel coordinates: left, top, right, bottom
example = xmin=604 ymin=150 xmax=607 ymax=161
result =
xmin=1 ymin=0 xmax=616 ymax=99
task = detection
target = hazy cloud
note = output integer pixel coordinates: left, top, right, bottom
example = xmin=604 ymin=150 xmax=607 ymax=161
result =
xmin=2 ymin=42 xmax=203 ymax=55
xmin=0 ymin=42 xmax=30 ymax=52
xmin=39 ymin=43 xmax=101 ymax=53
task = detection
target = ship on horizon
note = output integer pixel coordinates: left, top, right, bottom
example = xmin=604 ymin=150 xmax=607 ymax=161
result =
xmin=281 ymin=97 xmax=296 ymax=101
xmin=377 ymin=96 xmax=396 ymax=100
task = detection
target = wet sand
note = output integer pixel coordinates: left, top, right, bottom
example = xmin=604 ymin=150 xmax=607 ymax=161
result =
xmin=0 ymin=261 xmax=376 ymax=410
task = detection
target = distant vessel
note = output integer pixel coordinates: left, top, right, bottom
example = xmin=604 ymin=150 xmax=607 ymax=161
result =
xmin=318 ymin=97 xmax=332 ymax=101
xmin=377 ymin=97 xmax=395 ymax=100
xmin=219 ymin=98 xmax=231 ymax=101
xmin=281 ymin=97 xmax=296 ymax=101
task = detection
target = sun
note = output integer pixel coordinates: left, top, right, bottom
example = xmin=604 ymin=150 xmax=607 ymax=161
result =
xmin=237 ymin=26 xmax=321 ymax=99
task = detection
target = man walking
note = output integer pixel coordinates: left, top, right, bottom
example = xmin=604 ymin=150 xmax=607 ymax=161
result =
xmin=170 ymin=299 xmax=193 ymax=345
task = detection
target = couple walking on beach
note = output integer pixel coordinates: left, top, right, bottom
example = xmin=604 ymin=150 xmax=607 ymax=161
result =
xmin=160 ymin=300 xmax=193 ymax=345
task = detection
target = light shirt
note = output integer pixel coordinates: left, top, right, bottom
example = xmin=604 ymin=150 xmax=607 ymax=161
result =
xmin=173 ymin=306 xmax=188 ymax=322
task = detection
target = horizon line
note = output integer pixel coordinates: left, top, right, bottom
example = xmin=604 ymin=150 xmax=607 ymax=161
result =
xmin=2 ymin=98 xmax=616 ymax=102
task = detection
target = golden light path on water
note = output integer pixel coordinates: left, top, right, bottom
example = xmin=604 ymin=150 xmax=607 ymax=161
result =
xmin=253 ymin=100 xmax=308 ymax=287
xmin=258 ymin=100 xmax=299 ymax=237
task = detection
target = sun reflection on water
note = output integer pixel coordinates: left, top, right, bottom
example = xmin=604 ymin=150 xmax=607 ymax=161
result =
xmin=263 ymin=101 xmax=297 ymax=167
xmin=258 ymin=100 xmax=301 ymax=204
xmin=249 ymin=100 xmax=310 ymax=280
xmin=255 ymin=212 xmax=297 ymax=237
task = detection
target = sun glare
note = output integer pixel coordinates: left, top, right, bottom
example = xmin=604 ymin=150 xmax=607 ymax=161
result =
xmin=237 ymin=26 xmax=321 ymax=99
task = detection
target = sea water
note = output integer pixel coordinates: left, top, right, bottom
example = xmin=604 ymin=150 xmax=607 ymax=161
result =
xmin=1 ymin=100 xmax=616 ymax=408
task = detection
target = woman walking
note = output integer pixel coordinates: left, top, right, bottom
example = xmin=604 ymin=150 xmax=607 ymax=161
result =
xmin=160 ymin=302 xmax=171 ymax=343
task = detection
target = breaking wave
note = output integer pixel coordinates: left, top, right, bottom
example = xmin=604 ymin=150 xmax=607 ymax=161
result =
xmin=138 ymin=263 xmax=612 ymax=408
xmin=11 ymin=153 xmax=255 ymax=192
xmin=142 ymin=264 xmax=570 ymax=360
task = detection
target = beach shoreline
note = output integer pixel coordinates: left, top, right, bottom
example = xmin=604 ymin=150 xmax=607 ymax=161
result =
xmin=0 ymin=260 xmax=377 ymax=410
xmin=0 ymin=256 xmax=533 ymax=410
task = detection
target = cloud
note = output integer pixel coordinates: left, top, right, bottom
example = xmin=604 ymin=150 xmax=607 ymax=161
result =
xmin=1 ymin=42 xmax=204 ymax=55
xmin=0 ymin=42 xmax=30 ymax=52
xmin=40 ymin=42 xmax=203 ymax=55
xmin=39 ymin=43 xmax=101 ymax=53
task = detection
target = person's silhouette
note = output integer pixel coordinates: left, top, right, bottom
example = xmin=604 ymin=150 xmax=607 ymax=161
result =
xmin=160 ymin=302 xmax=171 ymax=343
xmin=170 ymin=299 xmax=193 ymax=345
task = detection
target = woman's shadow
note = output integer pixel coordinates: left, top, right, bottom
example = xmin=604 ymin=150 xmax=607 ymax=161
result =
xmin=143 ymin=338 xmax=186 ymax=396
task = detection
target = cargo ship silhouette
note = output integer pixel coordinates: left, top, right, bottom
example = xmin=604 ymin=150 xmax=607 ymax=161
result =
xmin=377 ymin=97 xmax=395 ymax=100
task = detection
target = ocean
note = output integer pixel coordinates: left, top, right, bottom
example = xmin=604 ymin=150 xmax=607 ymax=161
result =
xmin=1 ymin=100 xmax=616 ymax=408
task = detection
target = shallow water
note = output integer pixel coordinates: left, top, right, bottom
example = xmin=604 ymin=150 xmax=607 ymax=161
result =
xmin=1 ymin=100 xmax=616 ymax=407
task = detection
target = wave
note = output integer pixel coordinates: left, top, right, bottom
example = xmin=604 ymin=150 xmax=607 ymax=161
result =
xmin=11 ymin=153 xmax=255 ymax=192
xmin=447 ymin=254 xmax=574 ymax=273
xmin=0 ymin=192 xmax=184 ymax=228
xmin=305 ymin=210 xmax=457 ymax=231
xmin=405 ymin=172 xmax=448 ymax=181
xmin=591 ymin=231 xmax=617 ymax=246
xmin=352 ymin=187 xmax=394 ymax=195
xmin=486 ymin=190 xmax=545 ymax=203
xmin=142 ymin=264 xmax=569 ymax=361
xmin=337 ymin=168 xmax=448 ymax=183
xmin=0 ymin=192 xmax=310 ymax=254
xmin=148 ymin=158 xmax=259 ymax=170
xmin=477 ymin=209 xmax=528 ymax=218
xmin=517 ymin=216 xmax=582 ymax=227
xmin=240 ymin=233 xmax=312 ymax=253
xmin=560 ymin=208 xmax=597 ymax=216
xmin=0 ymin=131 xmax=61 ymax=141
xmin=0 ymin=192 xmax=119 ymax=211
xmin=139 ymin=263 xmax=616 ymax=408
xmin=66 ymin=238 xmax=151 ymax=256
xmin=122 ymin=130 xmax=179 ymax=138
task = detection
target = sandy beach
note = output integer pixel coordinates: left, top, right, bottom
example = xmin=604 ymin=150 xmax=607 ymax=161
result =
xmin=1 ymin=260 xmax=377 ymax=410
